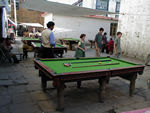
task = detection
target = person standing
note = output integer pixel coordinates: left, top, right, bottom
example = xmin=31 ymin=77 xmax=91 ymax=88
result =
xmin=107 ymin=38 xmax=114 ymax=55
xmin=145 ymin=54 xmax=150 ymax=66
xmin=41 ymin=21 xmax=55 ymax=58
xmin=75 ymin=34 xmax=86 ymax=58
xmin=101 ymin=32 xmax=108 ymax=53
xmin=95 ymin=28 xmax=104 ymax=57
xmin=114 ymin=32 xmax=122 ymax=58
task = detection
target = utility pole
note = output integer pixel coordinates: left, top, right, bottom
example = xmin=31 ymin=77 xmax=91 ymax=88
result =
xmin=13 ymin=0 xmax=17 ymax=36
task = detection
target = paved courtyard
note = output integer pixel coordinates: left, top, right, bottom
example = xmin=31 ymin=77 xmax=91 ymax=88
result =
xmin=0 ymin=37 xmax=150 ymax=113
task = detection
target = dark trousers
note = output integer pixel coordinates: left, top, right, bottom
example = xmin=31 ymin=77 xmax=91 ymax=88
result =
xmin=40 ymin=46 xmax=55 ymax=58
xmin=102 ymin=44 xmax=109 ymax=53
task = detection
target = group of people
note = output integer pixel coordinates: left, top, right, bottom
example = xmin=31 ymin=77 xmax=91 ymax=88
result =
xmin=40 ymin=21 xmax=122 ymax=59
xmin=18 ymin=25 xmax=42 ymax=38
xmin=0 ymin=38 xmax=19 ymax=63
xmin=0 ymin=21 xmax=122 ymax=64
xmin=75 ymin=27 xmax=122 ymax=59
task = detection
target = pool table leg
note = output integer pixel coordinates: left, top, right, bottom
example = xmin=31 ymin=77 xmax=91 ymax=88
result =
xmin=129 ymin=74 xmax=137 ymax=96
xmin=77 ymin=81 xmax=81 ymax=88
xmin=98 ymin=77 xmax=107 ymax=103
xmin=90 ymin=42 xmax=92 ymax=48
xmin=69 ymin=42 xmax=72 ymax=50
xmin=41 ymin=75 xmax=47 ymax=92
xmin=57 ymin=82 xmax=65 ymax=111
xmin=34 ymin=52 xmax=36 ymax=58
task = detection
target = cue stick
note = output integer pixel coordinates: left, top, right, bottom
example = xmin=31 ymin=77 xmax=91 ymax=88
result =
xmin=67 ymin=60 xmax=112 ymax=64
xmin=72 ymin=63 xmax=120 ymax=68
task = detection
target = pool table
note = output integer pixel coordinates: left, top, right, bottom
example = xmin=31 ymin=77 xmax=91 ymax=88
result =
xmin=59 ymin=38 xmax=80 ymax=50
xmin=23 ymin=37 xmax=40 ymax=45
xmin=34 ymin=57 xmax=144 ymax=111
xmin=31 ymin=42 xmax=67 ymax=58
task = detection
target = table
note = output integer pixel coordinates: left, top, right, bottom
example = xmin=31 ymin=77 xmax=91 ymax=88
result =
xmin=34 ymin=57 xmax=144 ymax=111
xmin=59 ymin=38 xmax=80 ymax=50
xmin=88 ymin=40 xmax=95 ymax=48
xmin=31 ymin=42 xmax=67 ymax=58
xmin=23 ymin=37 xmax=40 ymax=45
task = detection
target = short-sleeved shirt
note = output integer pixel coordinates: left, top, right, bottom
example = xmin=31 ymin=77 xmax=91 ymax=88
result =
xmin=49 ymin=31 xmax=55 ymax=46
xmin=114 ymin=37 xmax=121 ymax=53
xmin=75 ymin=40 xmax=85 ymax=58
xmin=95 ymin=33 xmax=103 ymax=49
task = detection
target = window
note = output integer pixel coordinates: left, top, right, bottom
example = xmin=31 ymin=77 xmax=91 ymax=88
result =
xmin=110 ymin=23 xmax=118 ymax=36
xmin=16 ymin=1 xmax=19 ymax=10
xmin=115 ymin=15 xmax=119 ymax=18
xmin=78 ymin=2 xmax=83 ymax=7
xmin=96 ymin=0 xmax=109 ymax=11
xmin=8 ymin=0 xmax=11 ymax=4
xmin=116 ymin=2 xmax=120 ymax=12
xmin=11 ymin=0 xmax=19 ymax=10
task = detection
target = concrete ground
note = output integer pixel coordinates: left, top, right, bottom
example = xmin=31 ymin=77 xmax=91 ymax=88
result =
xmin=0 ymin=37 xmax=150 ymax=113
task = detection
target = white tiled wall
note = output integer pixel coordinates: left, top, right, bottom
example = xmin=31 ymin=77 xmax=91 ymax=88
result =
xmin=118 ymin=0 xmax=150 ymax=60
xmin=52 ymin=15 xmax=117 ymax=42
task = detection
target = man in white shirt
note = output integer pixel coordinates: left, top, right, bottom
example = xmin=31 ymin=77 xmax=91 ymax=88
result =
xmin=41 ymin=21 xmax=55 ymax=58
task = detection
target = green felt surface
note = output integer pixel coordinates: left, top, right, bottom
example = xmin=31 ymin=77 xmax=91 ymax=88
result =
xmin=24 ymin=37 xmax=40 ymax=40
xmin=33 ymin=42 xmax=41 ymax=47
xmin=39 ymin=57 xmax=138 ymax=74
xmin=61 ymin=38 xmax=80 ymax=41
xmin=33 ymin=42 xmax=65 ymax=48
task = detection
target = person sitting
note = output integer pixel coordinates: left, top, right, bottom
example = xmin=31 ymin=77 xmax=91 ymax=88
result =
xmin=107 ymin=38 xmax=114 ymax=55
xmin=0 ymin=38 xmax=19 ymax=63
xmin=22 ymin=40 xmax=33 ymax=59
xmin=24 ymin=30 xmax=29 ymax=37
xmin=35 ymin=30 xmax=41 ymax=38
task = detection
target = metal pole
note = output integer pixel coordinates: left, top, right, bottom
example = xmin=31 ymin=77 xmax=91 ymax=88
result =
xmin=13 ymin=0 xmax=17 ymax=36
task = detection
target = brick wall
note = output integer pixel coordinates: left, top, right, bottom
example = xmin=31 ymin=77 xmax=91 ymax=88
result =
xmin=11 ymin=1 xmax=44 ymax=26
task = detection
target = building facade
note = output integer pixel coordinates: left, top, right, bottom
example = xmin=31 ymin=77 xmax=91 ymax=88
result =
xmin=0 ymin=0 xmax=10 ymax=38
xmin=44 ymin=14 xmax=117 ymax=42
xmin=117 ymin=0 xmax=150 ymax=60
xmin=73 ymin=0 xmax=121 ymax=18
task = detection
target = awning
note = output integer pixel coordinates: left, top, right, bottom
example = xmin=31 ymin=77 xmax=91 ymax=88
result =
xmin=21 ymin=0 xmax=116 ymax=17
xmin=8 ymin=18 xmax=17 ymax=27
xmin=19 ymin=23 xmax=43 ymax=27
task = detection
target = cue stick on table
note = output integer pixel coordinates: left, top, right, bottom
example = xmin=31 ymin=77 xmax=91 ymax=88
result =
xmin=66 ymin=60 xmax=112 ymax=64
xmin=72 ymin=63 xmax=120 ymax=68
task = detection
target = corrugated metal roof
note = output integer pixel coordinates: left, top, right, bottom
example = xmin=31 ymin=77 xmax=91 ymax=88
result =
xmin=21 ymin=0 xmax=116 ymax=17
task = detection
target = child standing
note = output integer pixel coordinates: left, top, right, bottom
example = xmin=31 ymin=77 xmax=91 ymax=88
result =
xmin=108 ymin=38 xmax=114 ymax=55
xmin=114 ymin=32 xmax=122 ymax=58
xmin=75 ymin=34 xmax=86 ymax=58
